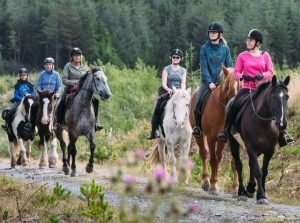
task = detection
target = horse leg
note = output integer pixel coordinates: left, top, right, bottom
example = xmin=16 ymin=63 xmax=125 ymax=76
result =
xmin=157 ymin=139 xmax=167 ymax=173
xmin=48 ymin=136 xmax=58 ymax=168
xmin=166 ymin=140 xmax=177 ymax=182
xmin=25 ymin=140 xmax=33 ymax=164
xmin=261 ymin=151 xmax=274 ymax=192
xmin=57 ymin=131 xmax=69 ymax=175
xmin=17 ymin=139 xmax=29 ymax=166
xmin=179 ymin=137 xmax=192 ymax=185
xmin=231 ymin=159 xmax=239 ymax=194
xmin=9 ymin=141 xmax=17 ymax=168
xmin=248 ymin=151 xmax=268 ymax=204
xmin=39 ymin=136 xmax=48 ymax=168
xmin=229 ymin=135 xmax=247 ymax=201
xmin=69 ymin=140 xmax=78 ymax=177
xmin=86 ymin=134 xmax=95 ymax=173
xmin=246 ymin=154 xmax=256 ymax=198
xmin=209 ymin=138 xmax=225 ymax=194
xmin=196 ymin=136 xmax=210 ymax=191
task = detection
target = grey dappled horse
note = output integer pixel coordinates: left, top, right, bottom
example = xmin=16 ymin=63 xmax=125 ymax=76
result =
xmin=55 ymin=68 xmax=111 ymax=176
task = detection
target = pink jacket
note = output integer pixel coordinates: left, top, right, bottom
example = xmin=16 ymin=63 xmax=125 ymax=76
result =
xmin=234 ymin=51 xmax=273 ymax=89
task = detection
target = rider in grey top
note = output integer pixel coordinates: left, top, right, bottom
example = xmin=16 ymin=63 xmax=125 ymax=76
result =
xmin=147 ymin=48 xmax=187 ymax=140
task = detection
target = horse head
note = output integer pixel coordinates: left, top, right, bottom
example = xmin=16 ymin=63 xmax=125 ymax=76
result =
xmin=169 ymin=86 xmax=191 ymax=128
xmin=17 ymin=94 xmax=36 ymax=122
xmin=37 ymin=90 xmax=57 ymax=125
xmin=269 ymin=75 xmax=290 ymax=131
xmin=91 ymin=67 xmax=112 ymax=100
xmin=220 ymin=65 xmax=241 ymax=103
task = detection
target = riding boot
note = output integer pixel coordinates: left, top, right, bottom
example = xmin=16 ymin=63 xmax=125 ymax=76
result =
xmin=192 ymin=110 xmax=202 ymax=137
xmin=278 ymin=131 xmax=294 ymax=147
xmin=147 ymin=99 xmax=164 ymax=140
xmin=92 ymin=97 xmax=103 ymax=131
xmin=54 ymin=95 xmax=66 ymax=130
xmin=217 ymin=107 xmax=235 ymax=143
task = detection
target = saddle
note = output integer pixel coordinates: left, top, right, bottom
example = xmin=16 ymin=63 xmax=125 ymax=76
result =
xmin=231 ymin=93 xmax=251 ymax=131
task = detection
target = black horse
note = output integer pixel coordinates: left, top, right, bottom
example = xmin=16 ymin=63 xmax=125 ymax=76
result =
xmin=55 ymin=68 xmax=111 ymax=177
xmin=228 ymin=75 xmax=290 ymax=204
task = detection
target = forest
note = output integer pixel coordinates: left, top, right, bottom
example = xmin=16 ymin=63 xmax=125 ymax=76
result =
xmin=0 ymin=0 xmax=300 ymax=73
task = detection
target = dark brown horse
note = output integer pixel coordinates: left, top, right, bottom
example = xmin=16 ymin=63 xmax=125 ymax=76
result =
xmin=228 ymin=75 xmax=290 ymax=204
xmin=189 ymin=66 xmax=240 ymax=194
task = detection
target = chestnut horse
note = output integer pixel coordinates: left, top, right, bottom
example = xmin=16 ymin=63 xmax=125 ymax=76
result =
xmin=189 ymin=66 xmax=240 ymax=194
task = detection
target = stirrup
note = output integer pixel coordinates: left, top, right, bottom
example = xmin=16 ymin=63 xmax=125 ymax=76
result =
xmin=217 ymin=130 xmax=228 ymax=143
xmin=24 ymin=123 xmax=32 ymax=131
xmin=95 ymin=123 xmax=103 ymax=131
xmin=192 ymin=126 xmax=202 ymax=137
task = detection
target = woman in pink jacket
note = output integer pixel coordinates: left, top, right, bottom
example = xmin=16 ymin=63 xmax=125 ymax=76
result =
xmin=217 ymin=29 xmax=293 ymax=146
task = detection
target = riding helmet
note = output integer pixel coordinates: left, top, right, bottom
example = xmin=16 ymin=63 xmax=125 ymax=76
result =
xmin=19 ymin=68 xmax=28 ymax=76
xmin=247 ymin=29 xmax=263 ymax=44
xmin=70 ymin=47 xmax=82 ymax=57
xmin=44 ymin=57 xmax=55 ymax=64
xmin=208 ymin=22 xmax=223 ymax=33
xmin=170 ymin=48 xmax=183 ymax=58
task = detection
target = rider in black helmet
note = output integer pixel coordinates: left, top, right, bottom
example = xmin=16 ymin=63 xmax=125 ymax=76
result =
xmin=147 ymin=48 xmax=187 ymax=140
xmin=1 ymin=68 xmax=35 ymax=131
xmin=54 ymin=47 xmax=103 ymax=132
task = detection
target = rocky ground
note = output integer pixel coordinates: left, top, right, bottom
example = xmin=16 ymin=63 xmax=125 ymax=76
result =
xmin=0 ymin=159 xmax=300 ymax=223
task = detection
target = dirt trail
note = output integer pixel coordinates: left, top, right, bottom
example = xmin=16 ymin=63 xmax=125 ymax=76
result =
xmin=0 ymin=159 xmax=300 ymax=223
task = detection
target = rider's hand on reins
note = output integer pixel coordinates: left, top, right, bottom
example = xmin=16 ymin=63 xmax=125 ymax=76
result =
xmin=209 ymin=82 xmax=217 ymax=90
xmin=241 ymin=74 xmax=255 ymax=82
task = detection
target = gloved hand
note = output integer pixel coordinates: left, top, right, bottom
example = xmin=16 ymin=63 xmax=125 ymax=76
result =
xmin=255 ymin=73 xmax=263 ymax=81
xmin=241 ymin=74 xmax=254 ymax=82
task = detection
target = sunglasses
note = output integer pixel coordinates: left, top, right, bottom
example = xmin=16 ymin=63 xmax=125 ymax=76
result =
xmin=172 ymin=56 xmax=180 ymax=59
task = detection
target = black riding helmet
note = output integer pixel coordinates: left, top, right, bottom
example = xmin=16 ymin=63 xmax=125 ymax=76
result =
xmin=208 ymin=22 xmax=223 ymax=33
xmin=247 ymin=29 xmax=263 ymax=44
xmin=19 ymin=68 xmax=28 ymax=76
xmin=70 ymin=47 xmax=82 ymax=57
xmin=44 ymin=57 xmax=55 ymax=64
xmin=170 ymin=48 xmax=183 ymax=58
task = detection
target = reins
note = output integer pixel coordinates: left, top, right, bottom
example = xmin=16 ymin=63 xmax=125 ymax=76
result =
xmin=249 ymin=88 xmax=275 ymax=121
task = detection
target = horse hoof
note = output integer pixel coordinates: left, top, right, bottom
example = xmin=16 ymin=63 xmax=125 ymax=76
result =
xmin=63 ymin=166 xmax=70 ymax=175
xmin=237 ymin=196 xmax=248 ymax=201
xmin=232 ymin=192 xmax=239 ymax=198
xmin=208 ymin=189 xmax=219 ymax=195
xmin=257 ymin=198 xmax=269 ymax=205
xmin=49 ymin=164 xmax=56 ymax=168
xmin=71 ymin=170 xmax=78 ymax=177
xmin=201 ymin=183 xmax=210 ymax=191
xmin=39 ymin=163 xmax=48 ymax=169
xmin=247 ymin=191 xmax=255 ymax=198
xmin=86 ymin=165 xmax=93 ymax=173
xmin=22 ymin=161 xmax=29 ymax=167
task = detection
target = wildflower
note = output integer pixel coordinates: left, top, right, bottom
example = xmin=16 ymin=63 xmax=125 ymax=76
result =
xmin=187 ymin=203 xmax=200 ymax=214
xmin=123 ymin=175 xmax=135 ymax=185
xmin=135 ymin=148 xmax=145 ymax=159
xmin=186 ymin=159 xmax=195 ymax=170
xmin=153 ymin=165 xmax=166 ymax=182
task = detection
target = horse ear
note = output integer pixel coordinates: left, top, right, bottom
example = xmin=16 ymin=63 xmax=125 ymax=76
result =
xmin=222 ymin=65 xmax=228 ymax=77
xmin=172 ymin=86 xmax=177 ymax=93
xmin=186 ymin=87 xmax=191 ymax=95
xmin=272 ymin=75 xmax=277 ymax=86
xmin=283 ymin=75 xmax=290 ymax=86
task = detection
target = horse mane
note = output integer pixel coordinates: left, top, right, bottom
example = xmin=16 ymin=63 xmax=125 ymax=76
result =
xmin=165 ymin=89 xmax=190 ymax=114
xmin=77 ymin=71 xmax=90 ymax=89
xmin=252 ymin=80 xmax=272 ymax=99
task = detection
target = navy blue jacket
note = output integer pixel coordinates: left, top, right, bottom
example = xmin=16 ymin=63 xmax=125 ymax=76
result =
xmin=10 ymin=80 xmax=35 ymax=103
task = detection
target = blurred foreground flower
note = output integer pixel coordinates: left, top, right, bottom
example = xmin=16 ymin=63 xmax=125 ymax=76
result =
xmin=153 ymin=165 xmax=166 ymax=182
xmin=135 ymin=148 xmax=145 ymax=159
xmin=186 ymin=159 xmax=195 ymax=170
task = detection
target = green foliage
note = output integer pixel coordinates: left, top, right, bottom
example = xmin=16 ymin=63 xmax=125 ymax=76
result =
xmin=39 ymin=182 xmax=71 ymax=207
xmin=80 ymin=179 xmax=113 ymax=223
xmin=191 ymin=154 xmax=202 ymax=182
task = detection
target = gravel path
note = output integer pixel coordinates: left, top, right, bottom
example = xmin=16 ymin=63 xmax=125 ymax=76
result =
xmin=0 ymin=160 xmax=300 ymax=223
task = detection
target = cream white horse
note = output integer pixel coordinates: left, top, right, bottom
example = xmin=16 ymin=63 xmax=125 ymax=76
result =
xmin=157 ymin=86 xmax=192 ymax=184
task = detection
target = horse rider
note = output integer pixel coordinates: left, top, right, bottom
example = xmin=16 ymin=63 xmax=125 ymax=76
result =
xmin=192 ymin=22 xmax=233 ymax=137
xmin=1 ymin=68 xmax=35 ymax=131
xmin=147 ymin=48 xmax=187 ymax=140
xmin=217 ymin=29 xmax=294 ymax=147
xmin=54 ymin=47 xmax=103 ymax=131
xmin=36 ymin=57 xmax=62 ymax=97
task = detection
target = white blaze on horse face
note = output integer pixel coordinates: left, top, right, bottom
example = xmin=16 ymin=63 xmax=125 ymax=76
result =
xmin=27 ymin=98 xmax=34 ymax=121
xmin=174 ymin=92 xmax=189 ymax=128
xmin=279 ymin=91 xmax=284 ymax=127
xmin=42 ymin=98 xmax=50 ymax=125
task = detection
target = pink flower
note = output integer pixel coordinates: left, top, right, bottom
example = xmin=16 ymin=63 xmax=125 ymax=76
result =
xmin=168 ymin=176 xmax=177 ymax=184
xmin=135 ymin=149 xmax=145 ymax=159
xmin=122 ymin=175 xmax=135 ymax=185
xmin=187 ymin=203 xmax=200 ymax=214
xmin=186 ymin=159 xmax=195 ymax=170
xmin=153 ymin=165 xmax=166 ymax=181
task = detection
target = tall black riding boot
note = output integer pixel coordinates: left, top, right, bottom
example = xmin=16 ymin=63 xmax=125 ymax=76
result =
xmin=192 ymin=110 xmax=202 ymax=137
xmin=92 ymin=97 xmax=103 ymax=131
xmin=217 ymin=107 xmax=235 ymax=143
xmin=147 ymin=98 xmax=164 ymax=140
xmin=54 ymin=95 xmax=66 ymax=130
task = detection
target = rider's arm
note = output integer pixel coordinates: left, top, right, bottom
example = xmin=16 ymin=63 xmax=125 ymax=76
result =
xmin=162 ymin=68 xmax=172 ymax=95
xmin=62 ymin=63 xmax=76 ymax=87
